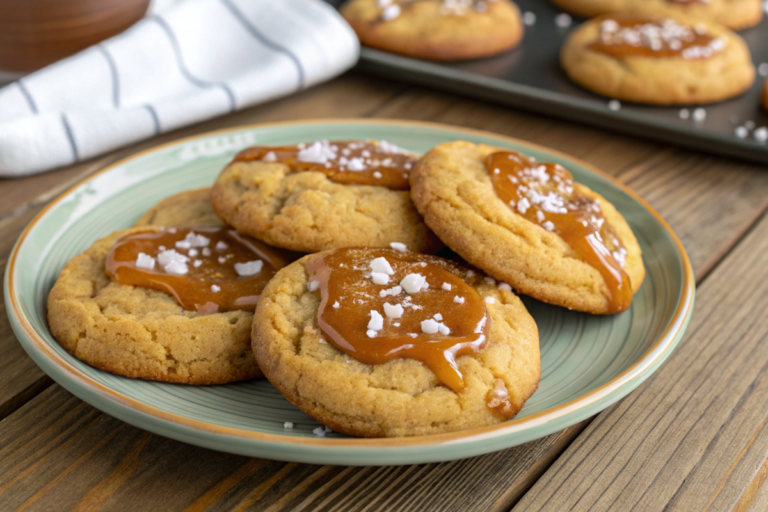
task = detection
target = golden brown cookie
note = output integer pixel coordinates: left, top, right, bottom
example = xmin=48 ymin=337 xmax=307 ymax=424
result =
xmin=341 ymin=0 xmax=524 ymax=61
xmin=134 ymin=187 xmax=223 ymax=227
xmin=550 ymin=0 xmax=763 ymax=30
xmin=763 ymin=80 xmax=768 ymax=112
xmin=410 ymin=141 xmax=645 ymax=314
xmin=210 ymin=140 xmax=442 ymax=253
xmin=561 ymin=15 xmax=755 ymax=105
xmin=47 ymin=227 xmax=263 ymax=384
xmin=252 ymin=248 xmax=540 ymax=437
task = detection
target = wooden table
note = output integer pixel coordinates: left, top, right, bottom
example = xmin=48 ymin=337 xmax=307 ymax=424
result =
xmin=2 ymin=72 xmax=768 ymax=511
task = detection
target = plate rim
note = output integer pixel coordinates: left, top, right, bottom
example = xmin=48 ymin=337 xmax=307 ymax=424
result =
xmin=5 ymin=118 xmax=695 ymax=451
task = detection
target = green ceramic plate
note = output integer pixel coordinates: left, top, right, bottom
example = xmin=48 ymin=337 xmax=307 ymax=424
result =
xmin=5 ymin=120 xmax=694 ymax=466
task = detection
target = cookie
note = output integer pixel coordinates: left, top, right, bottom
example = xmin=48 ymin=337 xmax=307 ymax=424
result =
xmin=210 ymin=140 xmax=442 ymax=253
xmin=410 ymin=141 xmax=645 ymax=314
xmin=134 ymin=187 xmax=223 ymax=227
xmin=550 ymin=0 xmax=763 ymax=30
xmin=763 ymin=80 xmax=768 ymax=112
xmin=341 ymin=0 xmax=524 ymax=61
xmin=561 ymin=16 xmax=755 ymax=105
xmin=252 ymin=247 xmax=540 ymax=437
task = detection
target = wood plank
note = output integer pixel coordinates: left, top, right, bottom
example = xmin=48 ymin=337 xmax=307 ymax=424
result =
xmin=514 ymin=210 xmax=768 ymax=511
xmin=2 ymin=84 xmax=768 ymax=511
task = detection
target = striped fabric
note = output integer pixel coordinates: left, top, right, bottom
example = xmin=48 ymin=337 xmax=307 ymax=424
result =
xmin=0 ymin=0 xmax=359 ymax=177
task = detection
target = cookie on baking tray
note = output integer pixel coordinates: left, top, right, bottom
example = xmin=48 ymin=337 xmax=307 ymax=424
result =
xmin=409 ymin=141 xmax=645 ymax=314
xmin=340 ymin=0 xmax=524 ymax=61
xmin=134 ymin=187 xmax=224 ymax=228
xmin=47 ymin=222 xmax=297 ymax=385
xmin=252 ymin=247 xmax=540 ymax=437
xmin=560 ymin=15 xmax=755 ymax=105
xmin=210 ymin=139 xmax=442 ymax=254
xmin=550 ymin=0 xmax=763 ymax=30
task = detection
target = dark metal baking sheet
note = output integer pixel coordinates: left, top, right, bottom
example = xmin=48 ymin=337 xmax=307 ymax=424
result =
xmin=328 ymin=0 xmax=768 ymax=164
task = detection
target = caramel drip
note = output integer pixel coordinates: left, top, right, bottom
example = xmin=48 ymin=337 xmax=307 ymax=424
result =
xmin=589 ymin=17 xmax=722 ymax=60
xmin=306 ymin=248 xmax=490 ymax=392
xmin=106 ymin=227 xmax=296 ymax=314
xmin=233 ymin=140 xmax=416 ymax=190
xmin=485 ymin=151 xmax=632 ymax=313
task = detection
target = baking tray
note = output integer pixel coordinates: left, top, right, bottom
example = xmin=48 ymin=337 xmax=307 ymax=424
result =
xmin=327 ymin=0 xmax=768 ymax=164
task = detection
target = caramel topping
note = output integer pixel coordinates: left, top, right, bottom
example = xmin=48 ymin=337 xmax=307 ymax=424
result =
xmin=487 ymin=378 xmax=516 ymax=419
xmin=589 ymin=17 xmax=725 ymax=60
xmin=485 ymin=151 xmax=632 ymax=313
xmin=233 ymin=140 xmax=416 ymax=190
xmin=306 ymin=248 xmax=490 ymax=392
xmin=106 ymin=227 xmax=296 ymax=314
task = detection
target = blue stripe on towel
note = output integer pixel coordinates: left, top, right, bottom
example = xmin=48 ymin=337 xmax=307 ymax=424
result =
xmin=96 ymin=45 xmax=121 ymax=108
xmin=61 ymin=114 xmax=80 ymax=161
xmin=219 ymin=0 xmax=305 ymax=90
xmin=17 ymin=81 xmax=38 ymax=114
xmin=150 ymin=15 xmax=237 ymax=111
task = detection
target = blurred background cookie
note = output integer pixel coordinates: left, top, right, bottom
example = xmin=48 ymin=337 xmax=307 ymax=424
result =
xmin=550 ymin=0 xmax=763 ymax=30
xmin=410 ymin=141 xmax=644 ymax=314
xmin=134 ymin=187 xmax=224 ymax=227
xmin=341 ymin=0 xmax=524 ymax=61
xmin=560 ymin=16 xmax=755 ymax=105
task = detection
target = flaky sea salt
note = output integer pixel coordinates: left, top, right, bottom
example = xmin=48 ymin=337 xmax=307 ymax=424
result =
xmin=368 ymin=310 xmax=384 ymax=331
xmin=454 ymin=296 xmax=465 ymax=304
xmin=211 ymin=284 xmax=221 ymax=292
xmin=308 ymin=280 xmax=319 ymax=292
xmin=235 ymin=260 xmax=263 ymax=276
xmin=400 ymin=273 xmax=427 ymax=293
xmin=384 ymin=303 xmax=404 ymax=319
xmin=390 ymin=242 xmax=407 ymax=252
xmin=135 ymin=252 xmax=155 ymax=270
xmin=442 ymin=282 xmax=452 ymax=291
xmin=371 ymin=272 xmax=390 ymax=285
xmin=370 ymin=257 xmax=394 ymax=275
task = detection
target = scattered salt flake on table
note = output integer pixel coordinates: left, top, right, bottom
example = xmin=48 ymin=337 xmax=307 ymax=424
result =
xmin=368 ymin=310 xmax=384 ymax=331
xmin=454 ymin=296 xmax=465 ymax=304
xmin=235 ymin=260 xmax=263 ymax=276
xmin=211 ymin=284 xmax=221 ymax=292
xmin=608 ymin=100 xmax=620 ymax=111
xmin=555 ymin=13 xmax=571 ymax=27
xmin=679 ymin=109 xmax=690 ymax=120
xmin=308 ymin=280 xmax=319 ymax=292
xmin=371 ymin=257 xmax=394 ymax=275
xmin=692 ymin=108 xmax=707 ymax=122
xmin=371 ymin=272 xmax=390 ymax=285
xmin=401 ymin=273 xmax=427 ymax=293
xmin=746 ymin=120 xmax=756 ymax=130
xmin=284 ymin=422 xmax=294 ymax=429
xmin=442 ymin=282 xmax=452 ymax=291
xmin=755 ymin=127 xmax=768 ymax=142
xmin=735 ymin=126 xmax=749 ymax=139
xmin=759 ymin=63 xmax=768 ymax=76
xmin=313 ymin=427 xmax=327 ymax=437
xmin=390 ymin=242 xmax=407 ymax=252
xmin=522 ymin=11 xmax=536 ymax=25
xmin=135 ymin=252 xmax=155 ymax=270
xmin=384 ymin=303 xmax=404 ymax=319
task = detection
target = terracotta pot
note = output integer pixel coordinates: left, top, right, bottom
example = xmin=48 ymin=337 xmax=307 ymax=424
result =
xmin=0 ymin=0 xmax=150 ymax=73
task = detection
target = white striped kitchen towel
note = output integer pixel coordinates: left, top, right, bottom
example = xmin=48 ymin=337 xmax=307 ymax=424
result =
xmin=0 ymin=0 xmax=359 ymax=177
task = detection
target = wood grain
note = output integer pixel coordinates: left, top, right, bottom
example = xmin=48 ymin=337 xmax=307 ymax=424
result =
xmin=514 ymin=211 xmax=768 ymax=511
xmin=2 ymin=78 xmax=768 ymax=511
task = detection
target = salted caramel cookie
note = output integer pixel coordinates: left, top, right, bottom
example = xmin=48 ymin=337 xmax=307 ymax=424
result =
xmin=47 ymin=225 xmax=294 ymax=384
xmin=561 ymin=15 xmax=755 ymax=105
xmin=550 ymin=0 xmax=762 ymax=30
xmin=210 ymin=140 xmax=441 ymax=253
xmin=134 ymin=187 xmax=223 ymax=227
xmin=410 ymin=141 xmax=645 ymax=314
xmin=340 ymin=0 xmax=524 ymax=61
xmin=252 ymin=247 xmax=540 ymax=437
